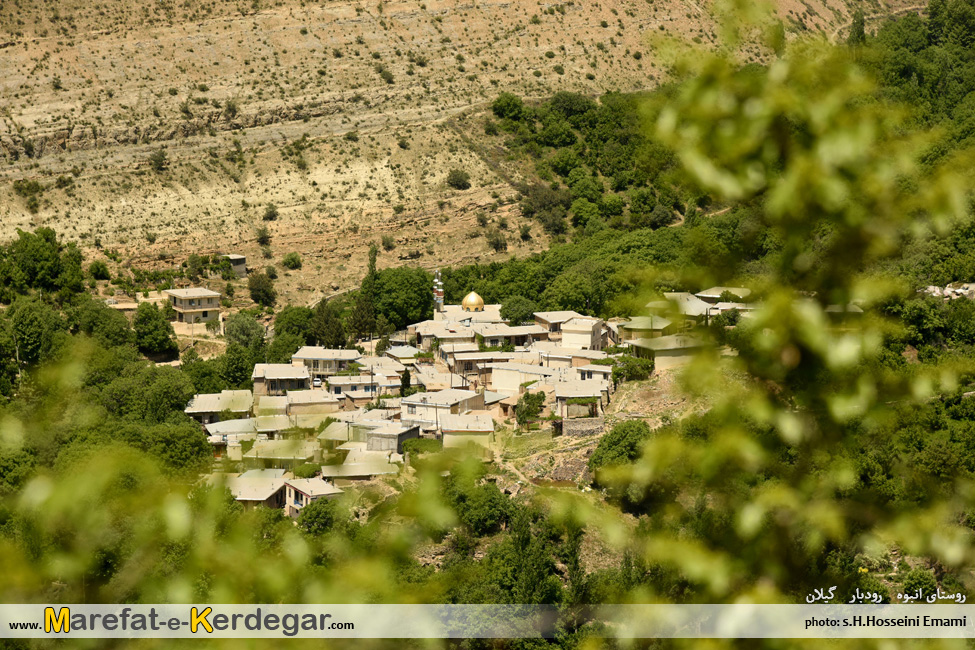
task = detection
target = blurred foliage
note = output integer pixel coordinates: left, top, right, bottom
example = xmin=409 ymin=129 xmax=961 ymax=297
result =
xmin=7 ymin=3 xmax=975 ymax=650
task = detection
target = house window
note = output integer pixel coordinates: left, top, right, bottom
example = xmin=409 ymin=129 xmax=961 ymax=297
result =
xmin=202 ymin=311 xmax=208 ymax=318
xmin=408 ymin=405 xmax=416 ymax=415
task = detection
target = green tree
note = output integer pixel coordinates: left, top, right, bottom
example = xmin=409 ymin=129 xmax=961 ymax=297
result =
xmin=310 ymin=299 xmax=346 ymax=349
xmin=297 ymin=498 xmax=340 ymax=535
xmin=847 ymin=8 xmax=867 ymax=46
xmin=224 ymin=312 xmax=265 ymax=352
xmin=501 ymin=295 xmax=538 ymax=325
xmin=400 ymin=367 xmax=411 ymax=395
xmin=274 ymin=305 xmax=314 ymax=344
xmin=373 ymin=266 xmax=432 ymax=330
xmin=133 ymin=303 xmax=177 ymax=357
xmin=515 ymin=391 xmax=546 ymax=427
xmin=248 ymin=272 xmax=276 ymax=307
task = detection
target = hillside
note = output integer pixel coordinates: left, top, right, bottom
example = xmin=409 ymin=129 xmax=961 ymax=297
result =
xmin=0 ymin=0 xmax=915 ymax=305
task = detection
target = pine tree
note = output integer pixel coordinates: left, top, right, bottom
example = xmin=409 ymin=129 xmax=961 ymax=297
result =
xmin=310 ymin=299 xmax=346 ymax=349
xmin=847 ymin=8 xmax=867 ymax=47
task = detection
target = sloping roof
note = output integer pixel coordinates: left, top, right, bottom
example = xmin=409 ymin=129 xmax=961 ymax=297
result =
xmin=387 ymin=345 xmax=420 ymax=358
xmin=533 ymin=310 xmax=584 ymax=324
xmin=185 ymin=389 xmax=253 ymax=415
xmin=662 ymin=292 xmax=712 ymax=317
xmin=696 ymin=286 xmax=752 ymax=300
xmin=292 ymin=347 xmax=361 ymax=361
xmin=440 ymin=342 xmax=480 ymax=355
xmin=577 ymin=364 xmax=613 ymax=374
xmin=240 ymin=468 xmax=287 ymax=479
xmin=205 ymin=418 xmax=258 ymax=435
xmin=357 ymin=356 xmax=406 ymax=374
xmin=255 ymin=415 xmax=294 ymax=433
xmin=165 ymin=287 xmax=221 ymax=299
xmin=320 ymin=463 xmax=399 ymax=478
xmin=254 ymin=395 xmax=289 ymax=415
xmin=286 ymin=478 xmax=343 ymax=497
xmin=481 ymin=362 xmax=559 ymax=376
xmin=244 ymin=439 xmax=319 ymax=460
xmin=252 ymin=364 xmax=310 ymax=380
xmin=318 ymin=421 xmax=351 ymax=442
xmin=223 ymin=477 xmax=286 ymax=501
xmin=629 ymin=334 xmax=708 ymax=352
xmin=621 ymin=316 xmax=673 ymax=331
xmin=292 ymin=413 xmax=340 ymax=430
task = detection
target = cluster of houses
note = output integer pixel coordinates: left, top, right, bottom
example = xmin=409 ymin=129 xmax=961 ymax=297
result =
xmin=190 ymin=277 xmax=804 ymax=515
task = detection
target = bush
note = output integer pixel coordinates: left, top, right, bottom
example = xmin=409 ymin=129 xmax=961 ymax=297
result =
xmin=293 ymin=463 xmax=320 ymax=479
xmin=149 ymin=149 xmax=168 ymax=172
xmin=263 ymin=203 xmax=279 ymax=221
xmin=381 ymin=234 xmax=396 ymax=251
xmin=446 ymin=169 xmax=471 ymax=190
xmin=492 ymin=92 xmax=525 ymax=120
xmin=902 ymin=568 xmax=938 ymax=601
xmin=282 ymin=253 xmax=302 ymax=270
xmin=486 ymin=229 xmax=507 ymax=252
xmin=265 ymin=265 xmax=278 ymax=280
xmin=256 ymin=226 xmax=271 ymax=246
xmin=589 ymin=420 xmax=652 ymax=476
xmin=515 ymin=391 xmax=546 ymax=427
xmin=88 ymin=260 xmax=111 ymax=280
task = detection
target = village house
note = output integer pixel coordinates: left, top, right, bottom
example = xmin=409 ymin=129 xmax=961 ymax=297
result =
xmin=440 ymin=412 xmax=495 ymax=449
xmin=291 ymin=347 xmax=361 ymax=383
xmin=326 ymin=374 xmax=400 ymax=398
xmin=205 ymin=418 xmax=258 ymax=459
xmin=386 ymin=345 xmax=420 ymax=366
xmin=357 ymin=356 xmax=407 ymax=377
xmin=554 ymin=380 xmax=611 ymax=419
xmin=533 ymin=310 xmax=585 ymax=339
xmin=472 ymin=322 xmax=549 ymax=348
xmin=211 ymin=470 xmax=288 ymax=510
xmin=577 ymin=363 xmax=613 ymax=383
xmin=479 ymin=362 xmax=564 ymax=393
xmin=252 ymin=363 xmax=310 ymax=396
xmin=184 ymin=389 xmax=252 ymax=425
xmin=244 ymin=439 xmax=321 ymax=469
xmin=619 ymin=315 xmax=677 ymax=341
xmin=401 ymin=389 xmax=485 ymax=432
xmin=629 ymin=334 xmax=708 ymax=369
xmin=164 ymin=288 xmax=222 ymax=324
xmin=321 ymin=443 xmax=401 ymax=481
xmin=284 ymin=478 xmax=343 ymax=518
xmin=532 ymin=343 xmax=608 ymax=369
xmin=286 ymin=390 xmax=342 ymax=416
xmin=222 ymin=254 xmax=248 ymax=278
xmin=695 ymin=286 xmax=752 ymax=304
xmin=560 ymin=317 xmax=604 ymax=350
xmin=364 ymin=422 xmax=420 ymax=453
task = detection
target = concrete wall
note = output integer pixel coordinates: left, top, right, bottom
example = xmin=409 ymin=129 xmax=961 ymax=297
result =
xmin=562 ymin=417 xmax=605 ymax=437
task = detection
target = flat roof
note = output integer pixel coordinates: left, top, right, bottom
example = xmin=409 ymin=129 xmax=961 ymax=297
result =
xmin=320 ymin=462 xmax=399 ymax=478
xmin=696 ymin=286 xmax=752 ymax=299
xmin=440 ymin=412 xmax=494 ymax=433
xmin=186 ymin=389 xmax=252 ymax=414
xmin=387 ymin=345 xmax=420 ymax=357
xmin=252 ymin=364 xmax=310 ymax=380
xmin=223 ymin=477 xmax=286 ymax=501
xmin=205 ymin=418 xmax=258 ymax=435
xmin=292 ymin=347 xmax=361 ymax=361
xmin=287 ymin=390 xmax=341 ymax=405
xmin=244 ymin=439 xmax=319 ymax=459
xmin=555 ymin=380 xmax=609 ymax=399
xmin=629 ymin=334 xmax=708 ymax=351
xmin=402 ymin=388 xmax=479 ymax=406
xmin=561 ymin=317 xmax=602 ymax=331
xmin=165 ymin=288 xmax=221 ymax=298
xmin=621 ymin=316 xmax=673 ymax=330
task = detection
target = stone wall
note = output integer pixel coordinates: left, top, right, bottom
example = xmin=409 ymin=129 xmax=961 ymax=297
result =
xmin=562 ymin=416 xmax=605 ymax=438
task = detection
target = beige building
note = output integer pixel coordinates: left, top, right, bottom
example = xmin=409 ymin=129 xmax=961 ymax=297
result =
xmin=291 ymin=347 xmax=361 ymax=382
xmin=252 ymin=364 xmax=310 ymax=396
xmin=401 ymin=389 xmax=485 ymax=432
xmin=560 ymin=317 xmax=603 ymax=351
xmin=441 ymin=412 xmax=495 ymax=449
xmin=164 ymin=288 xmax=221 ymax=324
xmin=285 ymin=478 xmax=343 ymax=518
xmin=185 ymin=389 xmax=252 ymax=424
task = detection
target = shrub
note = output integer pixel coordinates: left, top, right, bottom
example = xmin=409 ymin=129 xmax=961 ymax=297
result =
xmin=149 ymin=149 xmax=168 ymax=172
xmin=589 ymin=420 xmax=652 ymax=475
xmin=381 ymin=234 xmax=396 ymax=251
xmin=446 ymin=169 xmax=471 ymax=190
xmin=88 ymin=260 xmax=110 ymax=280
xmin=263 ymin=203 xmax=279 ymax=221
xmin=344 ymin=131 xmax=359 ymax=142
xmin=256 ymin=226 xmax=271 ymax=246
xmin=282 ymin=253 xmax=302 ymax=270
xmin=486 ymin=229 xmax=507 ymax=252
xmin=265 ymin=265 xmax=278 ymax=279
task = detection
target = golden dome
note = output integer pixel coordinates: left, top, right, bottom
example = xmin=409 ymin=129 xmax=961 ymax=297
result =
xmin=461 ymin=291 xmax=485 ymax=312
